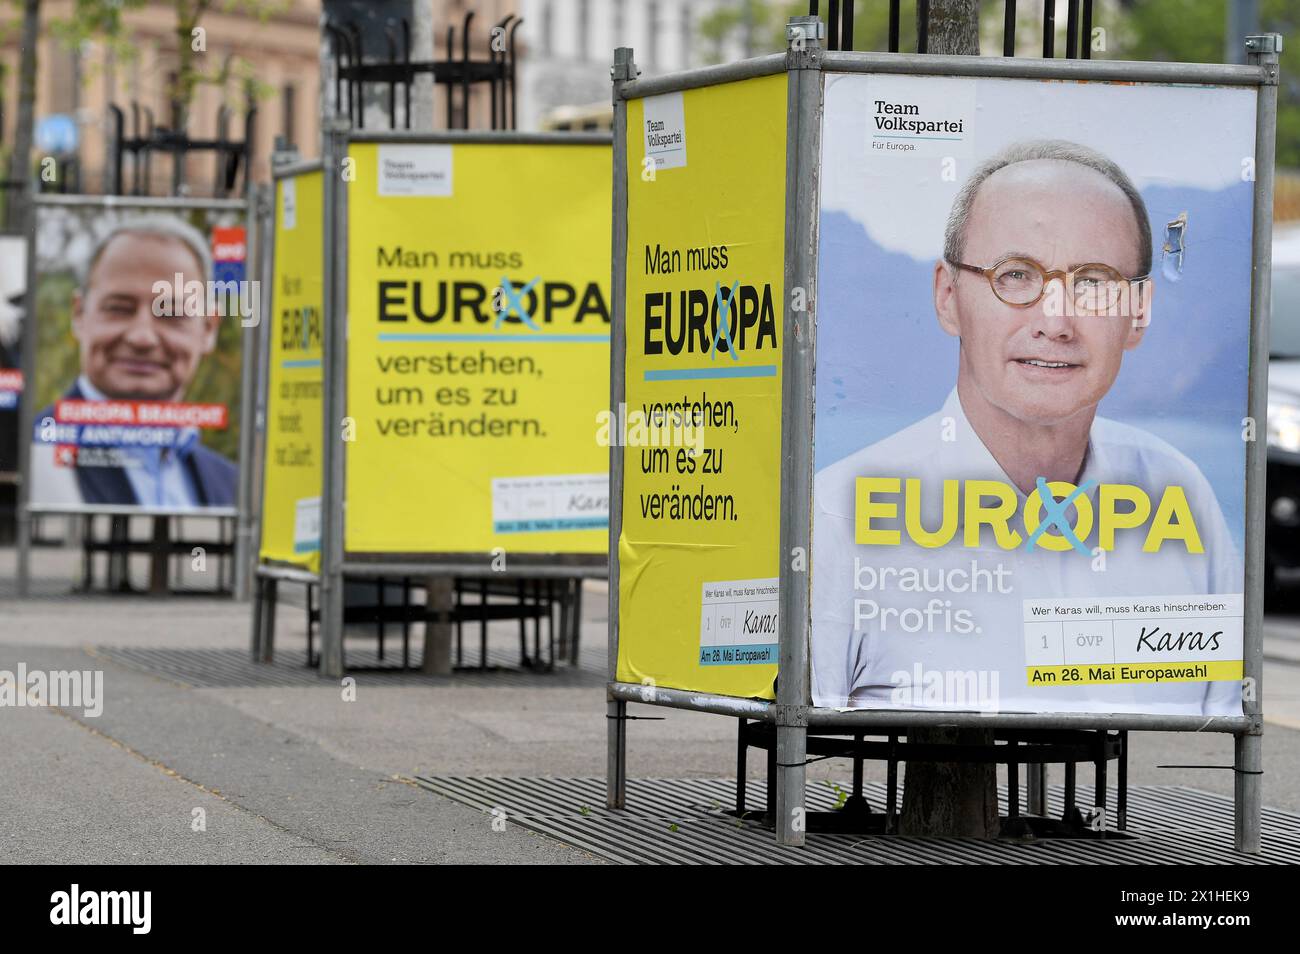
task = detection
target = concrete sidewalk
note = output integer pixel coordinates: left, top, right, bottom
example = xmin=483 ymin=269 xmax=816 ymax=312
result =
xmin=3 ymin=539 xmax=1300 ymax=862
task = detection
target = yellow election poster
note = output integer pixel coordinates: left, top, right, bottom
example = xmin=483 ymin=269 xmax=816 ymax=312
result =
xmin=616 ymin=74 xmax=787 ymax=699
xmin=259 ymin=170 xmax=324 ymax=572
xmin=346 ymin=142 xmax=611 ymax=554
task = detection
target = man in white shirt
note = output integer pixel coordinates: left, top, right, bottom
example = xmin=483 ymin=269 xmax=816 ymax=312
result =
xmin=30 ymin=217 xmax=236 ymax=509
xmin=812 ymin=139 xmax=1244 ymax=717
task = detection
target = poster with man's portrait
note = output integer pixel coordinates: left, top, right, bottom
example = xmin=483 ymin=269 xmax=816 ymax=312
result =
xmin=811 ymin=74 xmax=1255 ymax=717
xmin=27 ymin=203 xmax=248 ymax=512
xmin=0 ymin=233 xmax=27 ymax=475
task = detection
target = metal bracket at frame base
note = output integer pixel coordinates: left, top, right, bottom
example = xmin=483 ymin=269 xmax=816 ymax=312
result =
xmin=772 ymin=704 xmax=809 ymax=728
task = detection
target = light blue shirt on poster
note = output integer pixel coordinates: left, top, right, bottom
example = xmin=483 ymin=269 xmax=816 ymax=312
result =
xmin=811 ymin=388 xmax=1243 ymax=717
xmin=77 ymin=375 xmax=200 ymax=508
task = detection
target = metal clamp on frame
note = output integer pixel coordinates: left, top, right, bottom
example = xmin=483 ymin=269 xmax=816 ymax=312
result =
xmin=786 ymin=15 xmax=826 ymax=70
xmin=772 ymin=704 xmax=810 ymax=728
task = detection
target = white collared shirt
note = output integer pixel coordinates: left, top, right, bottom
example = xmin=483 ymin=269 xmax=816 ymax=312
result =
xmin=76 ymin=375 xmax=200 ymax=509
xmin=811 ymin=389 xmax=1242 ymax=716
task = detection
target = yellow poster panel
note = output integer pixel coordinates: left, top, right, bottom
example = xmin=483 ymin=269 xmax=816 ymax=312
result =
xmin=346 ymin=142 xmax=611 ymax=554
xmin=259 ymin=170 xmax=324 ymax=572
xmin=617 ymin=74 xmax=788 ymax=699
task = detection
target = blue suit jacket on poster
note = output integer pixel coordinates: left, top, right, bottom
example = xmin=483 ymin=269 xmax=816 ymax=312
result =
xmin=38 ymin=381 xmax=238 ymax=508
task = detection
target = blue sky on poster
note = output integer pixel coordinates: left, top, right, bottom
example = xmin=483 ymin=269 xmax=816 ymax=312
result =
xmin=816 ymin=73 xmax=1258 ymax=549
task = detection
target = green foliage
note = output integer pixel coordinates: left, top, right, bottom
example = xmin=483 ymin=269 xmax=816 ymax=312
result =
xmin=694 ymin=1 xmax=925 ymax=63
xmin=696 ymin=0 xmax=802 ymax=64
xmin=824 ymin=779 xmax=849 ymax=810
xmin=47 ymin=1 xmax=149 ymax=65
xmin=1098 ymin=0 xmax=1300 ymax=168
xmin=42 ymin=0 xmax=287 ymax=125
xmin=691 ymin=1 xmax=1299 ymax=167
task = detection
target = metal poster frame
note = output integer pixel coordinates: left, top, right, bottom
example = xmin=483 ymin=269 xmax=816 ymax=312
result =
xmin=249 ymin=157 xmax=323 ymax=661
xmin=15 ymin=191 xmax=259 ymax=597
xmin=315 ymin=126 xmax=615 ymax=678
xmin=606 ymin=20 xmax=1280 ymax=852
xmin=0 ymin=227 xmax=27 ymax=487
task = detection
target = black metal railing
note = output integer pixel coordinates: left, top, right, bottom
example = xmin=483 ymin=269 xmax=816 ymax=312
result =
xmin=326 ymin=8 xmax=522 ymax=131
xmin=812 ymin=0 xmax=1095 ymax=58
xmin=107 ymin=101 xmax=256 ymax=198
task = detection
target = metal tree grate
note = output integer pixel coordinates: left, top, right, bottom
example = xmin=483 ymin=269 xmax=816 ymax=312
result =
xmin=413 ymin=776 xmax=1300 ymax=865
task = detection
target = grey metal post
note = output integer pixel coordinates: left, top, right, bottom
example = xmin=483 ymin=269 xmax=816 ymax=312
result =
xmin=607 ymin=46 xmax=637 ymax=811
xmin=249 ymin=164 xmax=284 ymax=658
xmin=1027 ymin=763 xmax=1047 ymax=817
xmin=232 ymin=184 xmax=266 ymax=602
xmin=1237 ymin=32 xmax=1281 ymax=855
xmin=774 ymin=14 xmax=825 ymax=848
xmin=318 ymin=120 xmax=349 ymax=679
xmin=14 ymin=187 xmax=38 ymax=597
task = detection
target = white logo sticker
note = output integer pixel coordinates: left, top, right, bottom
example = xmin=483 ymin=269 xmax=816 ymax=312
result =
xmin=282 ymin=177 xmax=297 ymax=230
xmin=866 ymin=74 xmax=975 ymax=163
xmin=643 ymin=92 xmax=687 ymax=171
xmin=378 ymin=143 xmax=453 ymax=197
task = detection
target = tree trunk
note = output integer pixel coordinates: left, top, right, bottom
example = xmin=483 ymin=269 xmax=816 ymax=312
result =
xmin=901 ymin=0 xmax=995 ymax=840
xmin=172 ymin=9 xmax=199 ymax=195
xmin=900 ymin=727 xmax=999 ymax=837
xmin=408 ymin=1 xmax=435 ymax=130
xmin=6 ymin=0 xmax=40 ymax=231
xmin=921 ymin=0 xmax=980 ymax=55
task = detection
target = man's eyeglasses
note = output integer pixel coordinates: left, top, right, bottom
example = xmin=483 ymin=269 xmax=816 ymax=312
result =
xmin=946 ymin=255 xmax=1151 ymax=316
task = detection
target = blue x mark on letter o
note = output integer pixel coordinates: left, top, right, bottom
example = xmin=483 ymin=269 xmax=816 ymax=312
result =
xmin=1026 ymin=477 xmax=1096 ymax=555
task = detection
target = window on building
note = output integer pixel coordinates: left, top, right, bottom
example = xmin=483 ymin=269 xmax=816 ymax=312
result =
xmin=282 ymin=84 xmax=296 ymax=146
xmin=612 ymin=0 xmax=626 ymax=48
xmin=167 ymin=71 xmax=181 ymax=129
xmin=680 ymin=4 xmax=692 ymax=70
xmin=577 ymin=0 xmax=590 ymax=60
xmin=647 ymin=1 xmax=659 ymax=66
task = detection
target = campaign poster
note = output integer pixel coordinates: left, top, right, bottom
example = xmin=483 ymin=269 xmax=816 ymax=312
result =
xmin=345 ymin=141 xmax=611 ymax=555
xmin=0 ymin=233 xmax=26 ymax=475
xmin=27 ymin=203 xmax=248 ymax=512
xmin=615 ymin=74 xmax=787 ymax=699
xmin=259 ymin=170 xmax=324 ymax=572
xmin=811 ymin=74 xmax=1254 ymax=716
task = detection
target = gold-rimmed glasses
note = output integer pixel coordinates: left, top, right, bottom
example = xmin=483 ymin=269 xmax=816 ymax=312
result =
xmin=947 ymin=255 xmax=1150 ymax=316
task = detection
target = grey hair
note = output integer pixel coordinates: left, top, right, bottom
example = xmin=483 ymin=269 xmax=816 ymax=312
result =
xmin=81 ymin=215 xmax=212 ymax=293
xmin=943 ymin=139 xmax=1152 ymax=276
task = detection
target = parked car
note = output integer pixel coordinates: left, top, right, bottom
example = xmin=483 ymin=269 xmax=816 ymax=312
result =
xmin=1266 ymin=227 xmax=1300 ymax=598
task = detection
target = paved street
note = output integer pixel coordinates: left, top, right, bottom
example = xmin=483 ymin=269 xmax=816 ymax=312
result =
xmin=2 ymin=534 xmax=1299 ymax=863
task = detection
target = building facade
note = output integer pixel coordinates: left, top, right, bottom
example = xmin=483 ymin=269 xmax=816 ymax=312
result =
xmin=1 ymin=0 xmax=320 ymax=196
